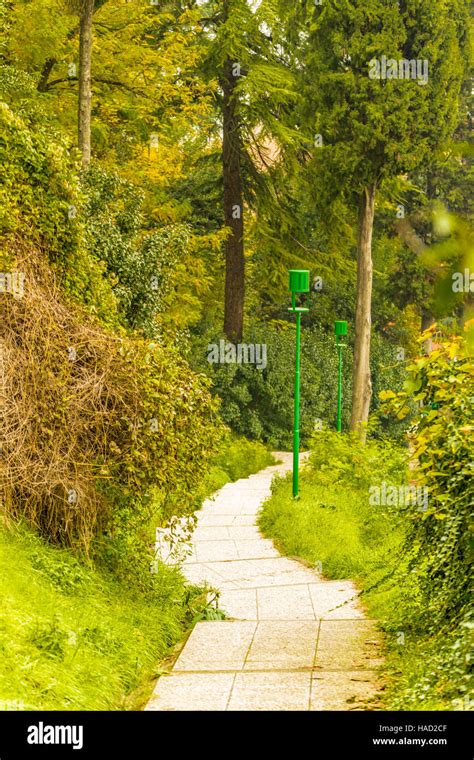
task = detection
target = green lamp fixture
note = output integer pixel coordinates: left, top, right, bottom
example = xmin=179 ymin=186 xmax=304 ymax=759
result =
xmin=288 ymin=270 xmax=310 ymax=497
xmin=334 ymin=320 xmax=348 ymax=432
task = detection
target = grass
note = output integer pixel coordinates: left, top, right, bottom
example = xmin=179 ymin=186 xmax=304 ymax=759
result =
xmin=258 ymin=440 xmax=469 ymax=710
xmin=259 ymin=472 xmax=403 ymax=580
xmin=202 ymin=434 xmax=276 ymax=496
xmin=0 ymin=435 xmax=275 ymax=711
xmin=0 ymin=519 xmax=210 ymax=710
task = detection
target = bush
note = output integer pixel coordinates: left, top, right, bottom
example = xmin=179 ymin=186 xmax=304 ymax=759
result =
xmin=190 ymin=322 xmax=407 ymax=448
xmin=308 ymin=428 xmax=407 ymax=491
xmin=0 ymin=101 xmax=119 ymax=327
xmin=80 ymin=166 xmax=191 ymax=338
xmin=1 ymin=248 xmax=223 ymax=558
xmin=380 ymin=325 xmax=473 ymax=626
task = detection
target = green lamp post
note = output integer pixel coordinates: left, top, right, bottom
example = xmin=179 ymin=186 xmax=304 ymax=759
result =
xmin=334 ymin=320 xmax=348 ymax=432
xmin=288 ymin=270 xmax=310 ymax=497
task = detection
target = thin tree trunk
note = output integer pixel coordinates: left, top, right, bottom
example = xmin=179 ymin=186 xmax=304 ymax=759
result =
xmin=221 ymin=56 xmax=245 ymax=342
xmin=37 ymin=58 xmax=57 ymax=92
xmin=78 ymin=0 xmax=95 ymax=168
xmin=350 ymin=183 xmax=376 ymax=442
xmin=37 ymin=26 xmax=79 ymax=92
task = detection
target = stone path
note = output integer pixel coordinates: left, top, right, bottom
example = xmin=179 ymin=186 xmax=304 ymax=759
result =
xmin=146 ymin=453 xmax=383 ymax=711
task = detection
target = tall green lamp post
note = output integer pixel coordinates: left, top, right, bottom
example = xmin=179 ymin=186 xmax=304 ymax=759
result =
xmin=288 ymin=270 xmax=310 ymax=497
xmin=334 ymin=320 xmax=348 ymax=432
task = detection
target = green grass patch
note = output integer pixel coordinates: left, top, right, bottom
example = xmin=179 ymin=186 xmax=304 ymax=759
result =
xmin=202 ymin=434 xmax=276 ymax=496
xmin=259 ymin=474 xmax=403 ymax=580
xmin=0 ymin=521 xmax=210 ymax=711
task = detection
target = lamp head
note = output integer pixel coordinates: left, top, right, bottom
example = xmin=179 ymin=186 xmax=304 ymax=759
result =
xmin=334 ymin=320 xmax=348 ymax=338
xmin=289 ymin=269 xmax=310 ymax=294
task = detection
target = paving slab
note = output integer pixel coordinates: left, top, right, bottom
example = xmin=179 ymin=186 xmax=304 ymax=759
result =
xmin=226 ymin=526 xmax=262 ymax=540
xmin=197 ymin=514 xmax=237 ymax=527
xmin=193 ymin=526 xmax=231 ymax=541
xmin=310 ymin=671 xmax=381 ymax=710
xmin=228 ymin=671 xmax=311 ymax=711
xmin=194 ymin=540 xmax=240 ymax=562
xmin=182 ymin=562 xmax=239 ymax=589
xmin=146 ymin=673 xmax=235 ymax=711
xmin=230 ymin=515 xmax=258 ymax=526
xmin=218 ymin=588 xmax=259 ymax=620
xmin=315 ymin=620 xmax=383 ymax=671
xmin=244 ymin=620 xmax=319 ymax=671
xmin=173 ymin=621 xmax=257 ymax=672
xmin=308 ymin=582 xmax=365 ymax=619
xmin=256 ymin=584 xmax=316 ymax=620
xmin=235 ymin=539 xmax=280 ymax=560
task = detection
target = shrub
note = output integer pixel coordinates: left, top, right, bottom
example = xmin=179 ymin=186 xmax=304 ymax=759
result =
xmin=190 ymin=322 xmax=407 ymax=448
xmin=1 ymin=248 xmax=223 ymax=556
xmin=0 ymin=101 xmax=119 ymax=327
xmin=380 ymin=325 xmax=473 ymax=625
xmin=80 ymin=166 xmax=191 ymax=338
xmin=308 ymin=428 xmax=407 ymax=491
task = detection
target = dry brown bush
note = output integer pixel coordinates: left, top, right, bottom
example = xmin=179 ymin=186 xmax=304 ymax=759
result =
xmin=1 ymin=244 xmax=139 ymax=548
xmin=0 ymin=242 xmax=221 ymax=552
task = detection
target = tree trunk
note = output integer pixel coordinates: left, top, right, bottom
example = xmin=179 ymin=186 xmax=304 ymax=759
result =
xmin=350 ymin=183 xmax=376 ymax=442
xmin=221 ymin=56 xmax=245 ymax=342
xmin=37 ymin=58 xmax=57 ymax=92
xmin=37 ymin=26 xmax=79 ymax=92
xmin=78 ymin=0 xmax=95 ymax=168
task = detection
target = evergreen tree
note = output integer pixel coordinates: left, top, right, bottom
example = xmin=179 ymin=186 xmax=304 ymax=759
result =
xmin=197 ymin=0 xmax=300 ymax=340
xmin=300 ymin=0 xmax=469 ymax=439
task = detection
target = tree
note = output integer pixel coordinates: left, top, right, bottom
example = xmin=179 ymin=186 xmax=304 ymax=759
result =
xmin=300 ymin=0 xmax=469 ymax=440
xmin=77 ymin=0 xmax=95 ymax=166
xmin=221 ymin=49 xmax=245 ymax=341
xmin=197 ymin=0 xmax=300 ymax=341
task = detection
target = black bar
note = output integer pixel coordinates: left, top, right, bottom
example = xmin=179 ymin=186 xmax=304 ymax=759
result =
xmin=0 ymin=711 xmax=470 ymax=758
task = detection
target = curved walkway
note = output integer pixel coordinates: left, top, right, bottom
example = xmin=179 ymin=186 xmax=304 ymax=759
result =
xmin=147 ymin=453 xmax=383 ymax=711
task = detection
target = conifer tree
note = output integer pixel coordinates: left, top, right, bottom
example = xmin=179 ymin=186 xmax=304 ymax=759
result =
xmin=300 ymin=0 xmax=469 ymax=439
xmin=198 ymin=0 xmax=299 ymax=340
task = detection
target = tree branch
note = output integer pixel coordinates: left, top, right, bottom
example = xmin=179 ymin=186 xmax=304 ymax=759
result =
xmin=36 ymin=25 xmax=79 ymax=92
xmin=43 ymin=75 xmax=137 ymax=93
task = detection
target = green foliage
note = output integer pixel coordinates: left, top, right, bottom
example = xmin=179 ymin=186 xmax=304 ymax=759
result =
xmin=190 ymin=323 xmax=351 ymax=446
xmin=0 ymin=101 xmax=78 ymax=256
xmin=200 ymin=0 xmax=301 ymax=153
xmin=0 ymin=63 xmax=47 ymax=123
xmin=80 ymin=166 xmax=192 ymax=338
xmin=308 ymin=429 xmax=407 ymax=491
xmin=421 ymin=207 xmax=474 ymax=319
xmin=0 ymin=522 xmax=213 ymax=710
xmin=0 ymin=101 xmax=120 ymax=326
xmin=190 ymin=322 xmax=407 ymax=447
xmin=302 ymin=0 xmax=469 ymax=202
xmin=380 ymin=327 xmax=473 ymax=626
